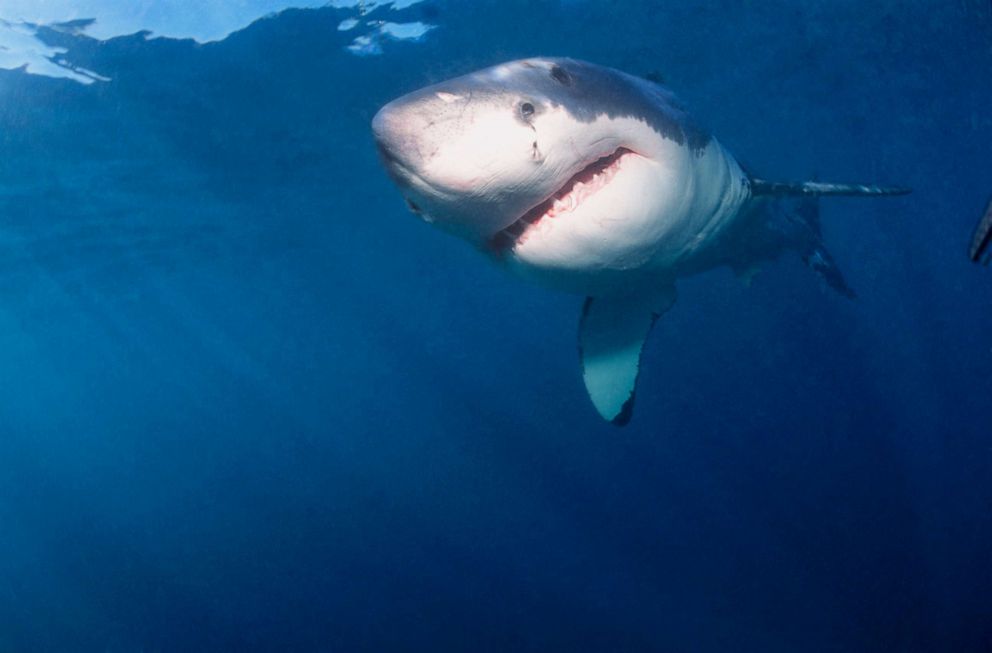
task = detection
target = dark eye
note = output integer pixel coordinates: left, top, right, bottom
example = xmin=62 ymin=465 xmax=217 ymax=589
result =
xmin=406 ymin=198 xmax=422 ymax=214
xmin=519 ymin=102 xmax=535 ymax=118
xmin=550 ymin=65 xmax=571 ymax=85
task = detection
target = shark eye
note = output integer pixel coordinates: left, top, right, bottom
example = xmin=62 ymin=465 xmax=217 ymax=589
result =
xmin=519 ymin=102 xmax=535 ymax=118
xmin=406 ymin=198 xmax=422 ymax=214
xmin=550 ymin=65 xmax=571 ymax=85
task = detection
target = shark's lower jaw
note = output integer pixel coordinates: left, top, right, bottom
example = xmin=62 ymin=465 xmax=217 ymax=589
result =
xmin=489 ymin=147 xmax=636 ymax=253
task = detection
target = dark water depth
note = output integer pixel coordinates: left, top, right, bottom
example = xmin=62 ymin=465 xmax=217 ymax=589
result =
xmin=0 ymin=2 xmax=990 ymax=651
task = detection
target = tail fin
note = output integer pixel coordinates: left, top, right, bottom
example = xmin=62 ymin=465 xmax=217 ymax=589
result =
xmin=751 ymin=179 xmax=911 ymax=198
xmin=785 ymin=196 xmax=857 ymax=300
xmin=750 ymin=175 xmax=909 ymax=298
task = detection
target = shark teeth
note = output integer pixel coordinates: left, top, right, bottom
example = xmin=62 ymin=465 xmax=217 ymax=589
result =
xmin=489 ymin=148 xmax=632 ymax=253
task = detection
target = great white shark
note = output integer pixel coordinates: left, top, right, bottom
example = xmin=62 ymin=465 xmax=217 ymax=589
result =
xmin=372 ymin=57 xmax=909 ymax=424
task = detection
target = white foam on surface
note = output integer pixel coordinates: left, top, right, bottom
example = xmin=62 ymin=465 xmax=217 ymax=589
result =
xmin=0 ymin=2 xmax=332 ymax=43
xmin=347 ymin=19 xmax=434 ymax=55
xmin=378 ymin=21 xmax=433 ymax=40
xmin=0 ymin=20 xmax=109 ymax=84
xmin=0 ymin=1 xmax=433 ymax=84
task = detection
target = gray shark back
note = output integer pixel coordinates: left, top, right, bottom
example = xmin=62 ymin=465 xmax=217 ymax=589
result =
xmin=526 ymin=58 xmax=713 ymax=152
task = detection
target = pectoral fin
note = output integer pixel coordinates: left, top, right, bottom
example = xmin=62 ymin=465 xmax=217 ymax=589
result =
xmin=578 ymin=285 xmax=677 ymax=425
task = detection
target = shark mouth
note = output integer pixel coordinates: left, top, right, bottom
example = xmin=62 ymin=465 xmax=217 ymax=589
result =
xmin=490 ymin=147 xmax=635 ymax=253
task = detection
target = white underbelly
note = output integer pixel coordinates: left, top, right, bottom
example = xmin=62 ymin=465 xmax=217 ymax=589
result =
xmin=501 ymin=140 xmax=749 ymax=296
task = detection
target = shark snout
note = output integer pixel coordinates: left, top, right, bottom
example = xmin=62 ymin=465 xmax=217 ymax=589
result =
xmin=371 ymin=105 xmax=403 ymax=164
xmin=371 ymin=81 xmax=566 ymax=241
xmin=371 ymin=103 xmax=424 ymax=191
xmin=370 ymin=102 xmax=399 ymax=146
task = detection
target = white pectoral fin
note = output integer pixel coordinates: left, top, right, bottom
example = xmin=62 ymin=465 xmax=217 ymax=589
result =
xmin=578 ymin=285 xmax=677 ymax=425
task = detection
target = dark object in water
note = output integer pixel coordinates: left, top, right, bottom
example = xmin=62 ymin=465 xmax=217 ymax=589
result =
xmin=969 ymin=195 xmax=992 ymax=265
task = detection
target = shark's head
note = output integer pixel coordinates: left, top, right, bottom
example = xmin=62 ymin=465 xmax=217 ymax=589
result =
xmin=372 ymin=57 xmax=716 ymax=294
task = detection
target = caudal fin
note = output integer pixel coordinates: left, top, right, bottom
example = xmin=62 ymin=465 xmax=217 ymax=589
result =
xmin=750 ymin=175 xmax=909 ymax=297
xmin=751 ymin=179 xmax=911 ymax=198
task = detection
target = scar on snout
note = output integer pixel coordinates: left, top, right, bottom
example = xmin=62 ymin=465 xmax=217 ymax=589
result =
xmin=531 ymin=140 xmax=543 ymax=161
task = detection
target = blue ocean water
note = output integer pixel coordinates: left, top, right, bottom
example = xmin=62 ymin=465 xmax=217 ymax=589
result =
xmin=0 ymin=1 xmax=990 ymax=651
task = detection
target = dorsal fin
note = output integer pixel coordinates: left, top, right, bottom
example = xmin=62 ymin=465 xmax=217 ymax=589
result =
xmin=642 ymin=71 xmax=666 ymax=85
xmin=750 ymin=178 xmax=911 ymax=197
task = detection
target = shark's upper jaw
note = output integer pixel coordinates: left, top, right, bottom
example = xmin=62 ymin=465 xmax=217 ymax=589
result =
xmin=488 ymin=147 xmax=638 ymax=254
